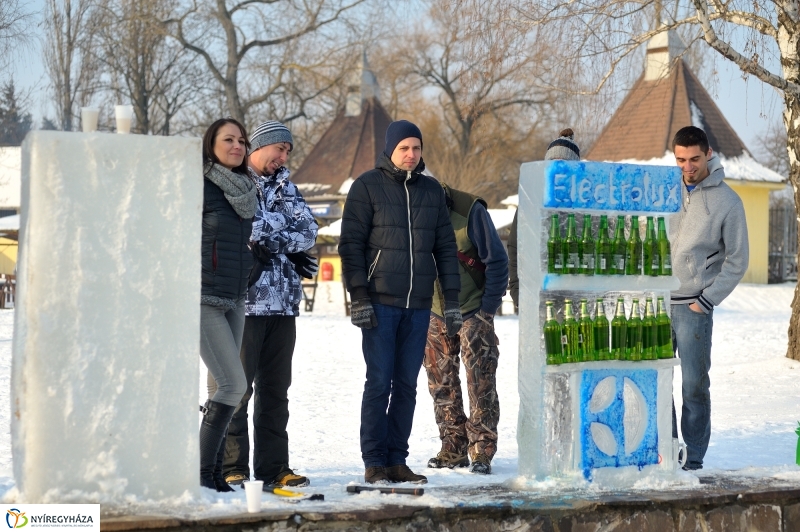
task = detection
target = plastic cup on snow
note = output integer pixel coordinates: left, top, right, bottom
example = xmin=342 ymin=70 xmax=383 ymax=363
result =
xmin=114 ymin=105 xmax=134 ymax=134
xmin=80 ymin=108 xmax=99 ymax=133
xmin=243 ymin=480 xmax=263 ymax=512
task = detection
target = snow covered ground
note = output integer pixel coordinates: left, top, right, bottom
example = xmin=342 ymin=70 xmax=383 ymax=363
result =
xmin=1 ymin=281 xmax=799 ymax=515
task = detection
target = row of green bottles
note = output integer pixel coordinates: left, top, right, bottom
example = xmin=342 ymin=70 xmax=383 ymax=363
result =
xmin=544 ymin=296 xmax=673 ymax=364
xmin=548 ymin=214 xmax=671 ymax=276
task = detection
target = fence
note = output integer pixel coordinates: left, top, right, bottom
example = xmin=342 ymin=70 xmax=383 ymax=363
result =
xmin=769 ymin=206 xmax=798 ymax=283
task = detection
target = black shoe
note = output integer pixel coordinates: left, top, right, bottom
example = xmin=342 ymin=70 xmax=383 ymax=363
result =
xmin=386 ymin=464 xmax=428 ymax=484
xmin=469 ymin=454 xmax=491 ymax=474
xmin=199 ymin=400 xmax=236 ymax=492
xmin=682 ymin=462 xmax=703 ymax=471
xmin=273 ymin=469 xmax=309 ymax=487
xmin=365 ymin=466 xmax=390 ymax=484
xmin=427 ymin=451 xmax=469 ymax=469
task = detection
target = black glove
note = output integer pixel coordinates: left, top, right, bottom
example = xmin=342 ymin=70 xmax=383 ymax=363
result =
xmin=443 ymin=300 xmax=463 ymax=337
xmin=285 ymin=252 xmax=319 ymax=279
xmin=248 ymin=245 xmax=273 ymax=288
xmin=251 ymin=244 xmax=273 ymax=264
xmin=351 ymin=298 xmax=377 ymax=329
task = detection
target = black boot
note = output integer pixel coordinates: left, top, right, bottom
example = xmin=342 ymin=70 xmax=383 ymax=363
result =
xmin=213 ymin=428 xmax=235 ymax=492
xmin=199 ymin=400 xmax=236 ymax=492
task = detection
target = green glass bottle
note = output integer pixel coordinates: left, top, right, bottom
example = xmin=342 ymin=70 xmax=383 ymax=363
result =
xmin=562 ymin=299 xmax=580 ymax=363
xmin=595 ymin=215 xmax=611 ymax=275
xmin=625 ymin=216 xmax=642 ymax=275
xmin=657 ymin=217 xmax=672 ymax=276
xmin=564 ymin=213 xmax=579 ymax=274
xmin=626 ymin=298 xmax=643 ymax=361
xmin=642 ymin=297 xmax=658 ymax=360
xmin=547 ymin=214 xmax=563 ymax=274
xmin=643 ymin=217 xmax=659 ymax=276
xmin=656 ymin=296 xmax=673 ymax=359
xmin=580 ymin=214 xmax=595 ymax=276
xmin=593 ymin=298 xmax=611 ymax=360
xmin=578 ymin=298 xmax=594 ymax=361
xmin=544 ymin=301 xmax=562 ymax=365
xmin=611 ymin=297 xmax=627 ymax=360
xmin=611 ymin=215 xmax=626 ymax=275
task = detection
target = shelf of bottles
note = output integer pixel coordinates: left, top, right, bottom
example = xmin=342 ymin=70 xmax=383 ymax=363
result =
xmin=542 ymin=212 xmax=680 ymax=292
xmin=542 ymin=212 xmax=679 ymax=367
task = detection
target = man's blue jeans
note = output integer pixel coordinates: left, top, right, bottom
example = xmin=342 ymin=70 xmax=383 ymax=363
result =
xmin=360 ymin=303 xmax=430 ymax=468
xmin=671 ymin=303 xmax=714 ymax=468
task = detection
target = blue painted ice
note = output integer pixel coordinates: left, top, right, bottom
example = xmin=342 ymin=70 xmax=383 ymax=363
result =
xmin=579 ymin=369 xmax=659 ymax=479
xmin=543 ymin=161 xmax=682 ymax=213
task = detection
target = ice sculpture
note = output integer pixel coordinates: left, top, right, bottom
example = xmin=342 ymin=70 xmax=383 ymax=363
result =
xmin=517 ymin=160 xmax=684 ymax=484
xmin=11 ymin=132 xmax=203 ymax=501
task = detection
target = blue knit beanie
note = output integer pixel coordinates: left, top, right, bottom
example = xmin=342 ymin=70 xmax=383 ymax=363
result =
xmin=249 ymin=120 xmax=293 ymax=154
xmin=384 ymin=120 xmax=423 ymax=157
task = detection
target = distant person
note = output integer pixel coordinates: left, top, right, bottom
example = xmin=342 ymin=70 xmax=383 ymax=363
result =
xmin=209 ymin=120 xmax=319 ymax=488
xmin=508 ymin=128 xmax=581 ymax=307
xmin=670 ymin=125 xmax=748 ymax=470
xmin=424 ymin=183 xmax=508 ymax=475
xmin=199 ymin=118 xmax=256 ymax=492
xmin=339 ymin=120 xmax=461 ymax=485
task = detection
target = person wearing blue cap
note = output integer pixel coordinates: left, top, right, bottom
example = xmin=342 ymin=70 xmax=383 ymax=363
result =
xmin=339 ymin=120 xmax=463 ymax=484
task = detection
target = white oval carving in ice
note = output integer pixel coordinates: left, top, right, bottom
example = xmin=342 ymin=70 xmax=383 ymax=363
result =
xmin=590 ymin=422 xmax=617 ymax=456
xmin=623 ymin=377 xmax=648 ymax=455
xmin=589 ymin=376 xmax=616 ymax=413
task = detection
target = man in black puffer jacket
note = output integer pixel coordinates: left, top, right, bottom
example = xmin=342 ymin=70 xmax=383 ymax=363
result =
xmin=339 ymin=120 xmax=462 ymax=485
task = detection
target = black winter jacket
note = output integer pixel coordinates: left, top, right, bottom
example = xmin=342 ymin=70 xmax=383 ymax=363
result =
xmin=339 ymin=154 xmax=460 ymax=309
xmin=201 ymin=178 xmax=254 ymax=302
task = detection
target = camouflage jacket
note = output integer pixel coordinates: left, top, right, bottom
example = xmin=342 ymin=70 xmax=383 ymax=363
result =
xmin=246 ymin=167 xmax=318 ymax=316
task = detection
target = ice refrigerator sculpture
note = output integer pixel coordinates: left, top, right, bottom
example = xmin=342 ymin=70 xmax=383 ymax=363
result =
xmin=517 ymin=160 xmax=685 ymax=484
xmin=11 ymin=131 xmax=203 ymax=501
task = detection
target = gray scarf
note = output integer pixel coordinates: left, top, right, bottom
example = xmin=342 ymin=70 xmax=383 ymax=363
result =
xmin=204 ymin=163 xmax=257 ymax=219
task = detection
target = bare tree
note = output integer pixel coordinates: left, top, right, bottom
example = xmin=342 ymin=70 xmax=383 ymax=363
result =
xmin=0 ymin=0 xmax=33 ymax=74
xmin=412 ymin=0 xmax=557 ymax=158
xmin=94 ymin=0 xmax=200 ymax=135
xmin=496 ymin=0 xmax=800 ymax=358
xmin=42 ymin=0 xmax=100 ymax=131
xmin=755 ymin=119 xmax=790 ymax=178
xmin=165 ymin=0 xmax=368 ymax=127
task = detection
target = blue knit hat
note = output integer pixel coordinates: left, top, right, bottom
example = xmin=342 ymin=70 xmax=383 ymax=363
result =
xmin=249 ymin=120 xmax=293 ymax=154
xmin=384 ymin=120 xmax=423 ymax=157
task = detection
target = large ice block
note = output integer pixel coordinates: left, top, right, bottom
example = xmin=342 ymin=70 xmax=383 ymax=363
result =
xmin=517 ymin=160 xmax=683 ymax=484
xmin=11 ymin=131 xmax=203 ymax=501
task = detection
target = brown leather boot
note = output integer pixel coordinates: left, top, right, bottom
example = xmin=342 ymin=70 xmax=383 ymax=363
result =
xmin=365 ymin=466 xmax=390 ymax=484
xmin=386 ymin=464 xmax=427 ymax=484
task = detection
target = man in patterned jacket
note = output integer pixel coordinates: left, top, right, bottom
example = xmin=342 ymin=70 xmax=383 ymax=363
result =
xmin=209 ymin=120 xmax=319 ymax=488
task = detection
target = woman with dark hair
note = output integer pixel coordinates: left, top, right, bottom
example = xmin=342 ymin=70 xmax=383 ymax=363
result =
xmin=198 ymin=118 xmax=256 ymax=492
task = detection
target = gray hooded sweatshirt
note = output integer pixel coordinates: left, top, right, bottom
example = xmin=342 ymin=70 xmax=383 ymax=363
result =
xmin=669 ymin=155 xmax=749 ymax=313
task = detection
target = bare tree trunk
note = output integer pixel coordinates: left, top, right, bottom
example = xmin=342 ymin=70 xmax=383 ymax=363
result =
xmin=787 ymin=92 xmax=800 ymax=360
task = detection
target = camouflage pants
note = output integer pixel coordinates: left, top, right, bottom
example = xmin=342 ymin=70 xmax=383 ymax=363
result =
xmin=423 ymin=311 xmax=500 ymax=461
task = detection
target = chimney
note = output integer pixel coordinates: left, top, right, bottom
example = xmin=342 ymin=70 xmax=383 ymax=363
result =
xmin=644 ymin=29 xmax=686 ymax=81
xmin=345 ymin=52 xmax=381 ymax=117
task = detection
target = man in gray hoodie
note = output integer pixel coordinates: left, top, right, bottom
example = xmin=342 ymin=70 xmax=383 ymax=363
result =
xmin=670 ymin=126 xmax=749 ymax=470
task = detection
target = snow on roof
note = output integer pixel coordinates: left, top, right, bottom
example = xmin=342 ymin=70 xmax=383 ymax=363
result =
xmin=501 ymin=194 xmax=518 ymax=207
xmin=0 ymin=147 xmax=21 ymax=209
xmin=318 ymin=218 xmax=342 ymax=237
xmin=338 ymin=177 xmax=354 ymax=195
xmin=487 ymin=208 xmax=515 ymax=231
xmin=612 ymin=150 xmax=786 ymax=184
